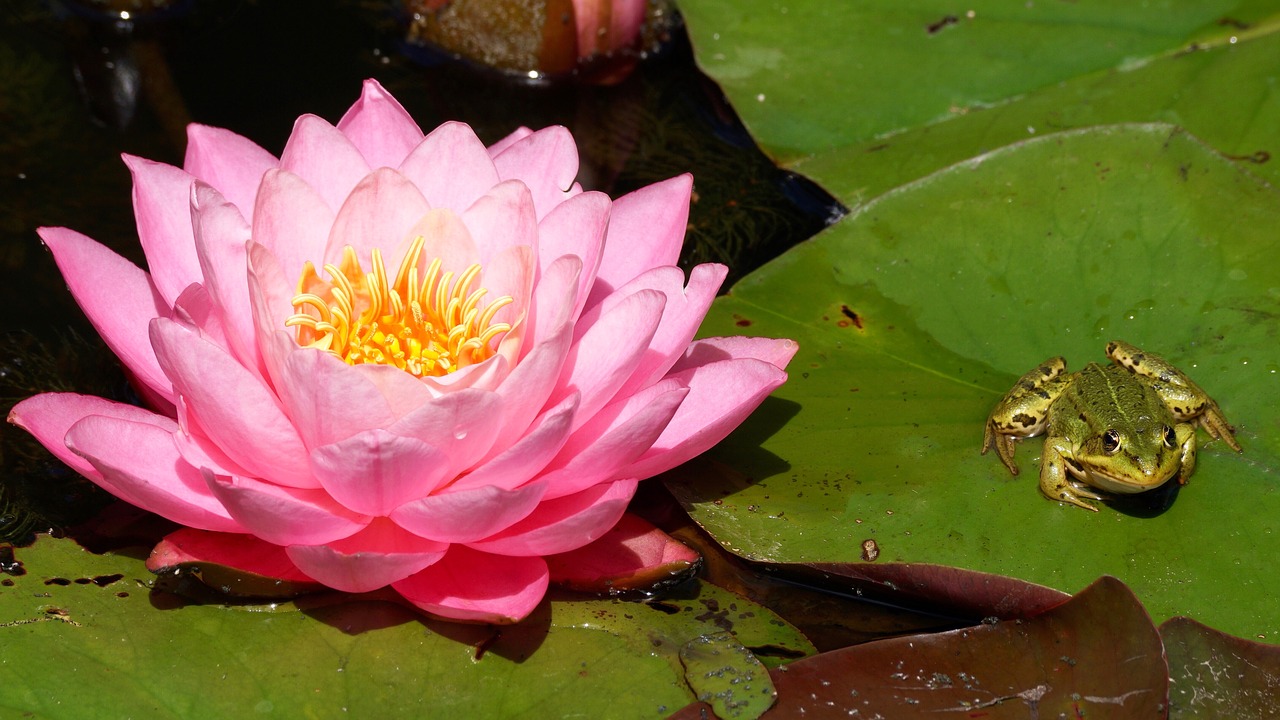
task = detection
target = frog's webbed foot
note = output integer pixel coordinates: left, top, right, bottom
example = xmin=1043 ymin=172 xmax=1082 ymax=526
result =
xmin=981 ymin=421 xmax=1021 ymax=475
xmin=1055 ymin=482 xmax=1104 ymax=512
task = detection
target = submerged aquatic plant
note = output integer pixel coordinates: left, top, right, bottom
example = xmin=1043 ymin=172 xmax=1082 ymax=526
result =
xmin=9 ymin=80 xmax=794 ymax=622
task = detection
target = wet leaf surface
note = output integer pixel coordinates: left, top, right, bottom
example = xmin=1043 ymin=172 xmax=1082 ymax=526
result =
xmin=678 ymin=631 xmax=776 ymax=718
xmin=1163 ymin=616 xmax=1280 ymax=719
xmin=674 ymin=123 xmax=1280 ymax=639
xmin=0 ymin=535 xmax=813 ymax=718
xmin=673 ymin=576 xmax=1166 ymax=719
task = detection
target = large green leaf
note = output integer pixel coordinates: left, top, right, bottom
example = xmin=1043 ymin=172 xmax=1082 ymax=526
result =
xmin=0 ymin=535 xmax=812 ymax=719
xmin=680 ymin=0 xmax=1280 ymax=166
xmin=668 ymin=122 xmax=1280 ymax=639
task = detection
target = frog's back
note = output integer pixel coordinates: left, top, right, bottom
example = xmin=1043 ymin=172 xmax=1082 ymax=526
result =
xmin=1072 ymin=362 xmax=1172 ymax=432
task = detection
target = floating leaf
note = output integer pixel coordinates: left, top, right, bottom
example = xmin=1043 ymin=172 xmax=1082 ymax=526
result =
xmin=1163 ymin=616 xmax=1280 ymax=719
xmin=670 ymin=123 xmax=1280 ymax=639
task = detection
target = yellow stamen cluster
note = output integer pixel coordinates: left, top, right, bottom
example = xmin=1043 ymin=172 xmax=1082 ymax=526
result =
xmin=286 ymin=236 xmax=513 ymax=377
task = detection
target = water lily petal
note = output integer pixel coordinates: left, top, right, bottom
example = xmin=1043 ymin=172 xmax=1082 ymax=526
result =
xmin=286 ymin=519 xmax=448 ymax=593
xmin=183 ymin=124 xmax=278 ymax=221
xmin=624 ymin=355 xmax=793 ymax=480
xmin=486 ymin=127 xmax=533 ymax=157
xmin=36 ymin=227 xmax=173 ymax=404
xmin=612 ymin=263 xmax=729 ymax=398
xmin=493 ymin=321 xmax=573 ymax=448
xmin=399 ymin=121 xmax=501 ymax=214
xmin=460 ymin=179 xmax=538 ymax=265
xmin=386 ymin=389 xmax=503 ymax=477
xmin=336 ymin=79 xmax=424 ymax=171
xmin=392 ymin=546 xmax=549 ymax=624
xmin=324 ymin=167 xmax=431 ymax=271
xmin=147 ymin=527 xmax=314 ymax=584
xmin=539 ymin=381 xmax=687 ymax=499
xmin=590 ymin=174 xmax=692 ymax=302
xmin=546 ymin=513 xmax=700 ymax=591
xmin=8 ymin=393 xmax=174 ymax=481
xmin=390 ymin=481 xmax=547 ymax=543
xmin=150 ymin=317 xmax=316 ymax=488
xmin=275 ymin=345 xmax=396 ymax=449
xmin=309 ymin=429 xmax=450 ymax=516
xmin=671 ymin=335 xmax=800 ymax=373
xmin=553 ymin=288 xmax=666 ymax=430
xmin=279 ymin=114 xmax=371 ymax=213
xmin=466 ymin=478 xmax=637 ymax=556
xmin=204 ymin=470 xmax=369 ymax=546
xmin=65 ymin=414 xmax=243 ymax=532
xmin=123 ymin=155 xmax=202 ymax=306
xmin=171 ymin=283 xmax=231 ymax=350
xmin=455 ymin=391 xmax=579 ymax=492
xmin=490 ymin=126 xmax=578 ymax=220
xmin=404 ymin=207 xmax=481 ymax=281
xmin=475 ymin=244 xmax=534 ymax=332
xmin=535 ymin=190 xmax=609 ymax=320
xmin=191 ymin=183 xmax=259 ymax=370
xmin=251 ymin=168 xmax=336 ymax=283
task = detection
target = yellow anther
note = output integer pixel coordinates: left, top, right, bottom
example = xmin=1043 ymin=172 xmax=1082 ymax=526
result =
xmin=285 ymin=237 xmax=513 ymax=377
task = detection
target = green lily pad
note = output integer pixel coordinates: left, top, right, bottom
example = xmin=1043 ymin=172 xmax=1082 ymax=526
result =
xmin=680 ymin=0 xmax=1280 ymax=164
xmin=0 ymin=535 xmax=813 ymax=719
xmin=668 ymin=122 xmax=1280 ymax=639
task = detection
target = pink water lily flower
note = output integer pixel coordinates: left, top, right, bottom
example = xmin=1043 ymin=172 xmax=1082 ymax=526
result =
xmin=10 ymin=80 xmax=795 ymax=623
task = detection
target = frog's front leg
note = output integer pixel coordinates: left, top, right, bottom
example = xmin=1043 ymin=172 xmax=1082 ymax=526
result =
xmin=1105 ymin=340 xmax=1241 ymax=452
xmin=1174 ymin=422 xmax=1197 ymax=484
xmin=1040 ymin=439 xmax=1103 ymax=512
xmin=983 ymin=357 xmax=1071 ymax=475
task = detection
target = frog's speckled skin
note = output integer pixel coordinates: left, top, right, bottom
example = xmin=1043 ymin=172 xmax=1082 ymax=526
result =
xmin=982 ymin=341 xmax=1241 ymax=511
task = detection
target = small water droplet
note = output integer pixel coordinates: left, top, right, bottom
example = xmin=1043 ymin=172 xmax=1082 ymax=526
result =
xmin=1229 ymin=268 xmax=1248 ymax=281
xmin=454 ymin=429 xmax=468 ymax=440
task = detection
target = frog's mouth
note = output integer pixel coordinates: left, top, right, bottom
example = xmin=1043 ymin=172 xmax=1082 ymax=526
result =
xmin=1080 ymin=466 xmax=1174 ymax=494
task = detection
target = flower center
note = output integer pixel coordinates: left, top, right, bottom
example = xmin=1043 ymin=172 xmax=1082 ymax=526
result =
xmin=286 ymin=236 xmax=513 ymax=377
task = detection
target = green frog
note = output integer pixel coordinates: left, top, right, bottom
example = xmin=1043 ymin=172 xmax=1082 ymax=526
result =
xmin=982 ymin=341 xmax=1241 ymax=511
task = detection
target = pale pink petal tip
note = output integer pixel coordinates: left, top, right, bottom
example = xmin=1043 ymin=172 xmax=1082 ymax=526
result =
xmin=546 ymin=513 xmax=701 ymax=592
xmin=147 ymin=528 xmax=321 ymax=598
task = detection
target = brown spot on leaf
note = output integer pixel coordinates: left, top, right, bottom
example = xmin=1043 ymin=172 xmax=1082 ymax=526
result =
xmin=861 ymin=539 xmax=880 ymax=562
xmin=926 ymin=14 xmax=958 ymax=33
xmin=839 ymin=305 xmax=864 ymax=329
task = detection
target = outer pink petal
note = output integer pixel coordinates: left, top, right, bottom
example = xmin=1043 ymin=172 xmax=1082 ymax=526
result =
xmin=623 ymin=356 xmax=792 ymax=480
xmin=245 ymin=242 xmax=299 ymax=389
xmin=534 ymin=191 xmax=609 ymax=321
xmin=171 ymin=283 xmax=230 ymax=350
xmin=486 ymin=127 xmax=533 ymax=157
xmin=590 ymin=174 xmax=692 ymax=303
xmin=286 ymin=519 xmax=448 ymax=594
xmin=150 ymin=318 xmax=316 ymax=488
xmin=392 ymin=546 xmax=549 ymax=624
xmin=671 ymin=336 xmax=799 ymax=373
xmin=492 ymin=322 xmax=573 ymax=449
xmin=65 ymin=414 xmax=243 ymax=532
xmin=538 ymin=382 xmax=687 ymax=499
xmin=455 ymin=392 xmax=578 ymax=492
xmin=9 ymin=393 xmax=173 ymax=481
xmin=466 ymin=478 xmax=637 ymax=556
xmin=183 ymin=124 xmax=278 ymax=221
xmin=323 ymin=167 xmax=431 ymax=271
xmin=390 ymin=482 xmax=547 ymax=543
xmin=552 ymin=288 xmax=666 ymax=430
xmin=204 ymin=470 xmax=370 ymax=546
xmin=546 ymin=513 xmax=700 ymax=591
xmin=251 ymin=168 xmax=336 ymax=284
xmin=278 ymin=114 xmax=371 ymax=213
xmin=275 ymin=346 xmax=396 ymax=449
xmin=191 ymin=183 xmax=259 ymax=370
xmin=490 ymin=126 xmax=578 ymax=220
xmin=461 ymin=179 xmax=538 ymax=266
xmin=309 ymin=429 xmax=450 ymax=517
xmin=613 ymin=263 xmax=728 ymax=398
xmin=123 ymin=155 xmax=203 ymax=306
xmin=336 ymin=79 xmax=424 ymax=171
xmin=37 ymin=227 xmax=173 ymax=404
xmin=386 ymin=389 xmax=503 ymax=478
xmin=399 ymin=121 xmax=501 ymax=214
xmin=147 ymin=527 xmax=315 ymax=584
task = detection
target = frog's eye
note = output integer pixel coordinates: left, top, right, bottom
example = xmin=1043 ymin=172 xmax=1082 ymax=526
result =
xmin=1102 ymin=429 xmax=1122 ymax=454
xmin=1163 ymin=426 xmax=1178 ymax=449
